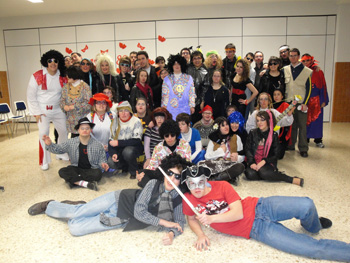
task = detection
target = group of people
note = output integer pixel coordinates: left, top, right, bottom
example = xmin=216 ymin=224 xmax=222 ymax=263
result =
xmin=25 ymin=44 xmax=348 ymax=262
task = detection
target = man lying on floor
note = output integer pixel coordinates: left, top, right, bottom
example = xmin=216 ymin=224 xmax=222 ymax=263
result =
xmin=181 ymin=164 xmax=350 ymax=262
xmin=28 ymin=155 xmax=189 ymax=245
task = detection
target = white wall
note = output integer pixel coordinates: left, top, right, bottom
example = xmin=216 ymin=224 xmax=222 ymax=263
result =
xmin=0 ymin=1 xmax=348 ymax=123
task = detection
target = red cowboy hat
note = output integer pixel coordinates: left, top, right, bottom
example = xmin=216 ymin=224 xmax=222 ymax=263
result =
xmin=88 ymin=93 xmax=112 ymax=108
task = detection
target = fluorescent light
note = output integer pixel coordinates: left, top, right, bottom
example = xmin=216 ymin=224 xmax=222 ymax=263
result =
xmin=28 ymin=0 xmax=44 ymax=3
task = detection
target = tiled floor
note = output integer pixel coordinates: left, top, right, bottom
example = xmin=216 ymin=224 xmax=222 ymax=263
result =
xmin=0 ymin=122 xmax=349 ymax=263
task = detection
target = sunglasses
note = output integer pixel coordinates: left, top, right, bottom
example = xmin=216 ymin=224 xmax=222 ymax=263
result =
xmin=167 ymin=170 xmax=181 ymax=180
xmin=269 ymin=62 xmax=278 ymax=66
xmin=164 ymin=133 xmax=176 ymax=138
xmin=246 ymin=58 xmax=253 ymax=62
xmin=81 ymin=62 xmax=91 ymax=66
xmin=280 ymin=50 xmax=288 ymax=54
xmin=47 ymin=58 xmax=58 ymax=64
xmin=120 ymin=63 xmax=130 ymax=67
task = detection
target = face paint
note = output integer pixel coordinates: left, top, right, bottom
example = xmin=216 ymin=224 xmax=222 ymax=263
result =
xmin=186 ymin=175 xmax=207 ymax=190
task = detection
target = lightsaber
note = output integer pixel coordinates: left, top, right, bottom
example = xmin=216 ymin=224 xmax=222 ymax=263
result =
xmin=158 ymin=166 xmax=210 ymax=228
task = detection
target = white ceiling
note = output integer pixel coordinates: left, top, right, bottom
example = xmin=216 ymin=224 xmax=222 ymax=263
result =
xmin=0 ymin=0 xmax=344 ymax=18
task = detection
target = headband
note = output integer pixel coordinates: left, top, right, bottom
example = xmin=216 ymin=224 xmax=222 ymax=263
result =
xmin=279 ymin=45 xmax=289 ymax=52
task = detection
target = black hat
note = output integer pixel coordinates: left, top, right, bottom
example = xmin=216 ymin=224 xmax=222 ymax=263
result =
xmin=180 ymin=164 xmax=212 ymax=184
xmin=74 ymin=117 xmax=95 ymax=131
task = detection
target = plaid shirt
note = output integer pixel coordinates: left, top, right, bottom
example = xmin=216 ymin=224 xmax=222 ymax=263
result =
xmin=134 ymin=179 xmax=185 ymax=237
xmin=46 ymin=136 xmax=107 ymax=169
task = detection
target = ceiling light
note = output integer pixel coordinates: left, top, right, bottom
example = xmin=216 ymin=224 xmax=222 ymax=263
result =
xmin=28 ymin=0 xmax=44 ymax=3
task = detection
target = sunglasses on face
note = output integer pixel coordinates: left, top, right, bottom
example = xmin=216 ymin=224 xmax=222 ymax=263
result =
xmin=269 ymin=62 xmax=278 ymax=66
xmin=47 ymin=58 xmax=58 ymax=64
xmin=167 ymin=170 xmax=181 ymax=180
xmin=280 ymin=50 xmax=288 ymax=54
xmin=120 ymin=63 xmax=130 ymax=67
xmin=81 ymin=62 xmax=91 ymax=66
xmin=164 ymin=133 xmax=176 ymax=138
xmin=246 ymin=58 xmax=253 ymax=62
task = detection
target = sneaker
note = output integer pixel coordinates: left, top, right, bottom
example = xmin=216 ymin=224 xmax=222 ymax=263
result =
xmin=319 ymin=217 xmax=332 ymax=229
xmin=87 ymin=181 xmax=98 ymax=191
xmin=56 ymin=154 xmax=69 ymax=161
xmin=41 ymin=164 xmax=49 ymax=171
xmin=316 ymin=143 xmax=325 ymax=148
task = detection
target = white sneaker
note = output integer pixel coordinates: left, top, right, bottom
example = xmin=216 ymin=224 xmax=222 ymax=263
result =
xmin=56 ymin=154 xmax=69 ymax=161
xmin=41 ymin=164 xmax=49 ymax=171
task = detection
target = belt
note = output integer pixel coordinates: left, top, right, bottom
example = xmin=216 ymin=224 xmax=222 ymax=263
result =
xmin=231 ymin=88 xmax=245 ymax=95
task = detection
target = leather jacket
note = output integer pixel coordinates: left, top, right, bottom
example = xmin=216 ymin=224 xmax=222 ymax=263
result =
xmin=245 ymin=128 xmax=279 ymax=167
xmin=187 ymin=64 xmax=210 ymax=105
xmin=259 ymin=69 xmax=286 ymax=99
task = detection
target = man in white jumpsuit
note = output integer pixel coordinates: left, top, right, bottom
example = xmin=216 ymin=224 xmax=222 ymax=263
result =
xmin=27 ymin=50 xmax=69 ymax=170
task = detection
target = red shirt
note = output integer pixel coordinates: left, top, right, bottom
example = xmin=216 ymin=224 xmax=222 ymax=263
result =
xmin=183 ymin=181 xmax=258 ymax=239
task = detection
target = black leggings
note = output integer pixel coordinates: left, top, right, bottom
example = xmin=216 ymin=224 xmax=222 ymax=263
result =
xmin=245 ymin=163 xmax=293 ymax=183
xmin=59 ymin=166 xmax=102 ymax=185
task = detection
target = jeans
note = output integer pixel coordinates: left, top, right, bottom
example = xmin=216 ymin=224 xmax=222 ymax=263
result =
xmin=45 ymin=192 xmax=126 ymax=236
xmin=250 ymin=196 xmax=350 ymax=262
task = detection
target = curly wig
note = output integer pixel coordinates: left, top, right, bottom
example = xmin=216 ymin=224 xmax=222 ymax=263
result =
xmin=204 ymin=51 xmax=223 ymax=70
xmin=40 ymin=50 xmax=66 ymax=77
xmin=167 ymin=54 xmax=187 ymax=74
xmin=155 ymin=153 xmax=193 ymax=182
xmin=95 ymin=53 xmax=117 ymax=78
xmin=150 ymin=107 xmax=172 ymax=127
xmin=159 ymin=119 xmax=180 ymax=138
xmin=228 ymin=111 xmax=245 ymax=132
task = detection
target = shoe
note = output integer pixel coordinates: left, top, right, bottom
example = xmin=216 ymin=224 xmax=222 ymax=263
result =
xmin=41 ymin=164 xmax=49 ymax=171
xmin=87 ymin=181 xmax=98 ymax=191
xmin=286 ymin=147 xmax=295 ymax=151
xmin=300 ymin=151 xmax=308 ymax=158
xmin=316 ymin=142 xmax=325 ymax=148
xmin=28 ymin=200 xmax=54 ymax=215
xmin=130 ymin=174 xmax=136 ymax=179
xmin=56 ymin=154 xmax=69 ymax=161
xmin=61 ymin=200 xmax=87 ymax=205
xmin=319 ymin=217 xmax=332 ymax=229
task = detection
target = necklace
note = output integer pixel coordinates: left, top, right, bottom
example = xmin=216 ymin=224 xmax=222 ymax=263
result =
xmin=212 ymin=86 xmax=220 ymax=103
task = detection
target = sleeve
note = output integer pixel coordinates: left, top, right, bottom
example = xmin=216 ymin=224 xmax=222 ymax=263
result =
xmin=190 ymin=129 xmax=202 ymax=161
xmin=319 ymin=70 xmax=329 ymax=106
xmin=134 ymin=180 xmax=160 ymax=226
xmin=60 ymin=84 xmax=68 ymax=112
xmin=236 ymin=135 xmax=245 ymax=163
xmin=146 ymin=143 xmax=163 ymax=170
xmin=144 ymin=131 xmax=151 ymax=159
xmin=188 ymin=76 xmax=196 ymax=108
xmin=46 ymin=141 xmax=70 ymax=155
xmin=205 ymin=140 xmax=224 ymax=160
xmin=169 ymin=202 xmax=185 ymax=237
xmin=96 ymin=143 xmax=107 ymax=167
xmin=26 ymin=75 xmax=42 ymax=115
xmin=273 ymin=109 xmax=293 ymax=127
xmin=161 ymin=78 xmax=170 ymax=107
xmin=182 ymin=193 xmax=196 ymax=216
xmin=246 ymin=111 xmax=257 ymax=134
xmin=80 ymin=83 xmax=92 ymax=114
xmin=129 ymin=86 xmax=137 ymax=112
xmin=302 ymin=75 xmax=312 ymax=105
xmin=245 ymin=131 xmax=256 ymax=166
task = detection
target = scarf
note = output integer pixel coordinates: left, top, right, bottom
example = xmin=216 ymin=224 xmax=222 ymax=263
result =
xmin=157 ymin=183 xmax=173 ymax=222
xmin=136 ymin=82 xmax=153 ymax=98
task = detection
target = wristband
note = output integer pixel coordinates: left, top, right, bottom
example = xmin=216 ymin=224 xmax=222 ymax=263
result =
xmin=245 ymin=100 xmax=248 ymax=105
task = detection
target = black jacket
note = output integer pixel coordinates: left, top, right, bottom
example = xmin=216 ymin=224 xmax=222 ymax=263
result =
xmin=259 ymin=69 xmax=286 ymax=99
xmin=245 ymin=128 xmax=279 ymax=167
xmin=116 ymin=73 xmax=135 ymax=102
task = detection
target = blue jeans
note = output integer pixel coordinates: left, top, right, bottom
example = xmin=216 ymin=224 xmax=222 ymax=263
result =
xmin=45 ymin=192 xmax=126 ymax=236
xmin=250 ymin=196 xmax=350 ymax=262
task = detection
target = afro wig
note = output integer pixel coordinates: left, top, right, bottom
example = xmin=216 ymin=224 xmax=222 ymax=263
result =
xmin=167 ymin=53 xmax=187 ymax=74
xmin=159 ymin=119 xmax=180 ymax=138
xmin=155 ymin=153 xmax=193 ymax=182
xmin=40 ymin=49 xmax=66 ymax=77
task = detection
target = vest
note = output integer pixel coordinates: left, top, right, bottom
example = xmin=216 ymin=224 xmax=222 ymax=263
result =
xmin=117 ymin=180 xmax=182 ymax=232
xmin=33 ymin=69 xmax=67 ymax=90
xmin=213 ymin=134 xmax=238 ymax=156
xmin=284 ymin=66 xmax=312 ymax=101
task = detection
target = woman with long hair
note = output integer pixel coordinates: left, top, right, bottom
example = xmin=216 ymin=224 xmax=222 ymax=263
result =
xmin=230 ymin=59 xmax=258 ymax=118
xmin=95 ymin=53 xmax=119 ymax=96
xmin=245 ymin=110 xmax=303 ymax=186
xmin=130 ymin=70 xmax=154 ymax=113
